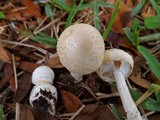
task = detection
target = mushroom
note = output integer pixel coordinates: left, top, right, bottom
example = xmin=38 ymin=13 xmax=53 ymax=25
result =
xmin=29 ymin=66 xmax=57 ymax=116
xmin=57 ymin=23 xmax=105 ymax=82
xmin=97 ymin=49 xmax=143 ymax=120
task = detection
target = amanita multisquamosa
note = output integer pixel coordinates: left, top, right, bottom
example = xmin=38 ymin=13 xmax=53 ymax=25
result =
xmin=97 ymin=48 xmax=143 ymax=120
xmin=57 ymin=23 xmax=105 ymax=82
xmin=29 ymin=66 xmax=57 ymax=116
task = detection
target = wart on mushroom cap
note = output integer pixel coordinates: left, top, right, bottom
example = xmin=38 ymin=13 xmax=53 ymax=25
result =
xmin=57 ymin=23 xmax=105 ymax=82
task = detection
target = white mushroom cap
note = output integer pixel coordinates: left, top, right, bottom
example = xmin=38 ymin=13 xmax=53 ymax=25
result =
xmin=29 ymin=84 xmax=57 ymax=116
xmin=57 ymin=23 xmax=105 ymax=82
xmin=32 ymin=66 xmax=55 ymax=85
xmin=97 ymin=48 xmax=133 ymax=83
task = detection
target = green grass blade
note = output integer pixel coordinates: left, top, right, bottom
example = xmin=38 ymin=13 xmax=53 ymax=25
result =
xmin=124 ymin=27 xmax=135 ymax=44
xmin=130 ymin=88 xmax=160 ymax=112
xmin=77 ymin=3 xmax=94 ymax=10
xmin=102 ymin=0 xmax=120 ymax=39
xmin=0 ymin=11 xmax=5 ymax=19
xmin=155 ymin=90 xmax=160 ymax=102
xmin=144 ymin=16 xmax=160 ymax=29
xmin=109 ymin=104 xmax=124 ymax=120
xmin=38 ymin=32 xmax=57 ymax=42
xmin=138 ymin=46 xmax=160 ymax=80
xmin=65 ymin=0 xmax=84 ymax=28
xmin=136 ymin=84 xmax=160 ymax=105
xmin=33 ymin=36 xmax=57 ymax=48
xmin=131 ymin=0 xmax=146 ymax=17
xmin=139 ymin=33 xmax=160 ymax=42
xmin=78 ymin=1 xmax=114 ymax=11
xmin=150 ymin=0 xmax=160 ymax=16
xmin=0 ymin=104 xmax=5 ymax=120
xmin=98 ymin=2 xmax=115 ymax=8
xmin=93 ymin=0 xmax=100 ymax=30
xmin=52 ymin=0 xmax=70 ymax=12
xmin=45 ymin=3 xmax=54 ymax=19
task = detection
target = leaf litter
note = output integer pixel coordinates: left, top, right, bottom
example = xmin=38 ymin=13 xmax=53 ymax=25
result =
xmin=0 ymin=0 xmax=160 ymax=120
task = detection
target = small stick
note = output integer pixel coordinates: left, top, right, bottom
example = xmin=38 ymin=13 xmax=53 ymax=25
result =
xmin=12 ymin=54 xmax=20 ymax=120
xmin=69 ymin=105 xmax=86 ymax=120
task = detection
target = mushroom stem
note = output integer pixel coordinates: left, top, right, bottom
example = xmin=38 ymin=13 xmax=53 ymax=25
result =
xmin=113 ymin=69 xmax=143 ymax=120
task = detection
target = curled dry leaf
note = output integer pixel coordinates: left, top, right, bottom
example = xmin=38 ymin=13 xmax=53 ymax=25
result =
xmin=0 ymin=43 xmax=10 ymax=63
xmin=61 ymin=90 xmax=83 ymax=113
xmin=130 ymin=75 xmax=151 ymax=89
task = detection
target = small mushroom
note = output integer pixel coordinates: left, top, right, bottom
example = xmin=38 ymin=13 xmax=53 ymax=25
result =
xmin=97 ymin=49 xmax=143 ymax=120
xmin=57 ymin=23 xmax=105 ymax=82
xmin=29 ymin=66 xmax=57 ymax=116
xmin=32 ymin=66 xmax=55 ymax=85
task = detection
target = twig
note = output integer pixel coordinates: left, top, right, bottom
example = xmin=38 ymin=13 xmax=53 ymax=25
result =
xmin=1 ymin=39 xmax=54 ymax=56
xmin=79 ymin=83 xmax=103 ymax=104
xmin=81 ymin=92 xmax=119 ymax=103
xmin=69 ymin=105 xmax=86 ymax=120
xmin=12 ymin=54 xmax=20 ymax=120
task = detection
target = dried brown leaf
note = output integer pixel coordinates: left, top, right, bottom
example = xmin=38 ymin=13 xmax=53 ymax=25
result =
xmin=9 ymin=76 xmax=16 ymax=93
xmin=0 ymin=63 xmax=14 ymax=89
xmin=61 ymin=90 xmax=83 ymax=113
xmin=112 ymin=1 xmax=132 ymax=35
xmin=0 ymin=43 xmax=10 ymax=63
xmin=75 ymin=105 xmax=117 ymax=120
xmin=20 ymin=104 xmax=35 ymax=120
xmin=45 ymin=55 xmax=64 ymax=68
xmin=15 ymin=73 xmax=31 ymax=102
xmin=130 ymin=75 xmax=151 ymax=89
xmin=19 ymin=61 xmax=40 ymax=73
xmin=22 ymin=0 xmax=42 ymax=19
xmin=150 ymin=72 xmax=160 ymax=85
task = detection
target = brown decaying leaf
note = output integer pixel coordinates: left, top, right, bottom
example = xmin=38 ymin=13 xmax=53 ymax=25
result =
xmin=22 ymin=0 xmax=42 ymax=18
xmin=130 ymin=75 xmax=151 ymax=89
xmin=150 ymin=72 xmax=160 ymax=85
xmin=81 ymin=104 xmax=98 ymax=114
xmin=20 ymin=104 xmax=34 ymax=120
xmin=0 ymin=43 xmax=10 ymax=63
xmin=61 ymin=90 xmax=83 ymax=113
xmin=45 ymin=55 xmax=64 ymax=68
xmin=6 ymin=0 xmax=42 ymax=21
xmin=112 ymin=1 xmax=132 ymax=35
xmin=75 ymin=105 xmax=118 ymax=120
xmin=14 ymin=73 xmax=31 ymax=102
xmin=19 ymin=61 xmax=40 ymax=73
xmin=105 ymin=30 xmax=121 ymax=48
xmin=9 ymin=76 xmax=16 ymax=93
xmin=0 ymin=63 xmax=14 ymax=89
